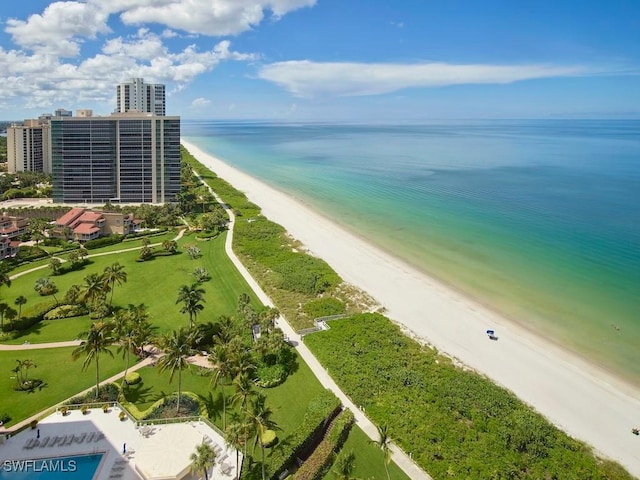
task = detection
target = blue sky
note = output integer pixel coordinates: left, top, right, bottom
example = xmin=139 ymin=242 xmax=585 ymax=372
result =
xmin=0 ymin=0 xmax=638 ymax=121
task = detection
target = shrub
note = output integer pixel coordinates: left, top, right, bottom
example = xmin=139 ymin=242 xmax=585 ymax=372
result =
xmin=30 ymin=420 xmax=38 ymax=429
xmin=59 ymin=406 xmax=69 ymax=416
xmin=293 ymin=410 xmax=355 ymax=480
xmin=67 ymin=383 xmax=120 ymax=405
xmin=145 ymin=393 xmax=203 ymax=420
xmin=84 ymin=235 xmax=123 ymax=250
xmin=304 ymin=314 xmax=635 ymax=480
xmin=255 ymin=363 xmax=287 ymax=388
xmin=0 ymin=413 xmax=11 ymax=425
xmin=260 ymin=429 xmax=277 ymax=448
xmin=81 ymin=406 xmax=89 ymax=415
xmin=266 ymin=390 xmax=341 ymax=480
xmin=119 ymin=411 xmax=126 ymax=421
xmin=303 ymin=298 xmax=346 ymax=320
xmin=44 ymin=304 xmax=87 ymax=320
xmin=124 ymin=372 xmax=142 ymax=385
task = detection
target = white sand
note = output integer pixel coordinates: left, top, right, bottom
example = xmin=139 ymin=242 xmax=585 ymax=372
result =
xmin=182 ymin=140 xmax=640 ymax=477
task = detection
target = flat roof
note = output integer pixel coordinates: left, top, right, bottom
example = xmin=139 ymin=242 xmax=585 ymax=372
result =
xmin=0 ymin=407 xmax=240 ymax=480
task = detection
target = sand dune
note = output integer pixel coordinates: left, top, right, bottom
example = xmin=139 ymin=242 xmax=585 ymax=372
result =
xmin=182 ymin=139 xmax=640 ymax=477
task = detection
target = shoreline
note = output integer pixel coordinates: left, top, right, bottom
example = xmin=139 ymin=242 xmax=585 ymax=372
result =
xmin=181 ymin=139 xmax=640 ymax=477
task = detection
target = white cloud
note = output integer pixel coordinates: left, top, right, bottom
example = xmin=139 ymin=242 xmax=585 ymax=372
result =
xmin=191 ymin=97 xmax=211 ymax=108
xmin=0 ymin=0 xmax=306 ymax=111
xmin=117 ymin=0 xmax=316 ymax=36
xmin=5 ymin=1 xmax=110 ymax=56
xmin=0 ymin=34 xmax=255 ymax=109
xmin=257 ymin=61 xmax=592 ymax=97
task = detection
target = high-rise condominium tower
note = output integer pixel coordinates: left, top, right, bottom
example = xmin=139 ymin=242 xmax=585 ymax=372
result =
xmin=51 ymin=112 xmax=180 ymax=204
xmin=6 ymin=120 xmax=51 ymax=173
xmin=116 ymin=78 xmax=166 ymax=116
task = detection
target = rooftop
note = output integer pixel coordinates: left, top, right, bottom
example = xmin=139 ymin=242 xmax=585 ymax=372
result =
xmin=0 ymin=407 xmax=240 ymax=480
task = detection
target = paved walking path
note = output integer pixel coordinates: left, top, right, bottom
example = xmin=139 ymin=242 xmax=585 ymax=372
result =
xmin=194 ymin=170 xmax=433 ymax=480
xmin=8 ymin=228 xmax=186 ymax=281
xmin=0 ymin=340 xmax=81 ymax=351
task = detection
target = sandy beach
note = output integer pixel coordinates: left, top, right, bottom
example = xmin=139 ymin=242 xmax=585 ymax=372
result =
xmin=182 ymin=139 xmax=640 ymax=477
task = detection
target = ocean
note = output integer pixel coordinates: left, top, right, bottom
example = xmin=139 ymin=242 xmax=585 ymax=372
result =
xmin=183 ymin=120 xmax=640 ymax=385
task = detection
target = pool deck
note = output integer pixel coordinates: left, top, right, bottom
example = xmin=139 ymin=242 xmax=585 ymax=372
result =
xmin=0 ymin=407 xmax=240 ymax=480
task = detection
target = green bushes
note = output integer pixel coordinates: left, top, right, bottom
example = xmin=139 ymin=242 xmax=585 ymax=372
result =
xmin=293 ymin=409 xmax=354 ymax=480
xmin=84 ymin=235 xmax=123 ymax=250
xmin=303 ymin=298 xmax=346 ymax=319
xmin=256 ymin=363 xmax=288 ymax=388
xmin=304 ymin=314 xmax=634 ymax=480
xmin=266 ymin=390 xmax=341 ymax=479
xmin=3 ymin=300 xmax=56 ymax=332
xmin=124 ymin=372 xmax=142 ymax=386
xmin=67 ymin=383 xmax=120 ymax=405
xmin=44 ymin=304 xmax=87 ymax=320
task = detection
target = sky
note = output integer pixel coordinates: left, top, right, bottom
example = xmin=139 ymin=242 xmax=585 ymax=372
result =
xmin=0 ymin=0 xmax=638 ymax=121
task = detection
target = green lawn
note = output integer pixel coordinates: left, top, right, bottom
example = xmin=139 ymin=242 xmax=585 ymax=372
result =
xmin=3 ymin=316 xmax=91 ymax=344
xmin=0 ymin=346 xmax=131 ymax=428
xmin=2 ymin=230 xmax=259 ymax=341
xmin=122 ymin=350 xmax=325 ymax=435
xmin=326 ymin=426 xmax=411 ymax=480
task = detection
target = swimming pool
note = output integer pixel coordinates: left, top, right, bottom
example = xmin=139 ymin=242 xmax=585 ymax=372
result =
xmin=0 ymin=453 xmax=103 ymax=479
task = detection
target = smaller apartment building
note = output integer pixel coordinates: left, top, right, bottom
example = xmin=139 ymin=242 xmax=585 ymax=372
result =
xmin=52 ymin=208 xmax=139 ymax=242
xmin=0 ymin=236 xmax=20 ymax=260
xmin=0 ymin=215 xmax=30 ymax=239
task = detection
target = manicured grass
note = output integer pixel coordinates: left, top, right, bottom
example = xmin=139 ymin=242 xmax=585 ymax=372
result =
xmin=1 ymin=230 xmax=259 ymax=341
xmin=325 ymin=426 xmax=411 ymax=480
xmin=3 ymin=316 xmax=91 ymax=344
xmin=0 ymin=346 xmax=131 ymax=427
xmin=122 ymin=350 xmax=325 ymax=436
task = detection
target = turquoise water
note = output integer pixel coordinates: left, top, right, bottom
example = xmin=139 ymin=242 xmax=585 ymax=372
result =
xmin=0 ymin=453 xmax=103 ymax=479
xmin=183 ymin=120 xmax=640 ymax=384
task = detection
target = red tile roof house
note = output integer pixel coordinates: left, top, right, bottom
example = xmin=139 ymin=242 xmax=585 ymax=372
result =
xmin=0 ymin=215 xmax=30 ymax=239
xmin=0 ymin=235 xmax=20 ymax=260
xmin=52 ymin=208 xmax=138 ymax=242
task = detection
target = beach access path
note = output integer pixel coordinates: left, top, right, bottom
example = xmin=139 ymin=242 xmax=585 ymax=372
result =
xmin=182 ymin=139 xmax=640 ymax=478
xmin=193 ymin=169 xmax=433 ymax=480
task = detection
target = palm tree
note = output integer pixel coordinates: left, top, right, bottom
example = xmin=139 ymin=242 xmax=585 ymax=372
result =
xmin=156 ymin=328 xmax=195 ymax=414
xmin=71 ymin=321 xmax=115 ymax=398
xmin=4 ymin=306 xmax=17 ymax=327
xmin=34 ymin=278 xmax=59 ymax=305
xmin=176 ymin=283 xmax=205 ymax=328
xmin=333 ymin=450 xmax=357 ymax=480
xmin=209 ymin=343 xmax=233 ymax=429
xmin=14 ymin=296 xmax=27 ymax=320
xmin=127 ymin=303 xmax=155 ymax=357
xmin=189 ymin=440 xmax=216 ymax=480
xmin=230 ymin=373 xmax=257 ymax=413
xmin=48 ymin=257 xmax=62 ymax=275
xmin=110 ymin=308 xmax=136 ymax=388
xmin=81 ymin=273 xmax=108 ymax=314
xmin=370 ymin=424 xmax=392 ymax=480
xmin=0 ymin=270 xmax=11 ymax=299
xmin=0 ymin=302 xmax=9 ymax=330
xmin=102 ymin=262 xmax=127 ymax=306
xmin=225 ymin=421 xmax=246 ymax=480
xmin=162 ymin=240 xmax=177 ymax=254
xmin=245 ymin=394 xmax=278 ymax=480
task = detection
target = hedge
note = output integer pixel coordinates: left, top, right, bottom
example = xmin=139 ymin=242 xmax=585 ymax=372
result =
xmin=293 ymin=409 xmax=354 ymax=480
xmin=84 ymin=235 xmax=123 ymax=250
xmin=266 ymin=390 xmax=341 ymax=480
xmin=3 ymin=300 xmax=56 ymax=332
xmin=124 ymin=372 xmax=142 ymax=385
xmin=44 ymin=304 xmax=87 ymax=320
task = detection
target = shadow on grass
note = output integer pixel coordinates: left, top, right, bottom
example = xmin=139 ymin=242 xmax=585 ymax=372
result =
xmin=122 ymin=383 xmax=155 ymax=405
